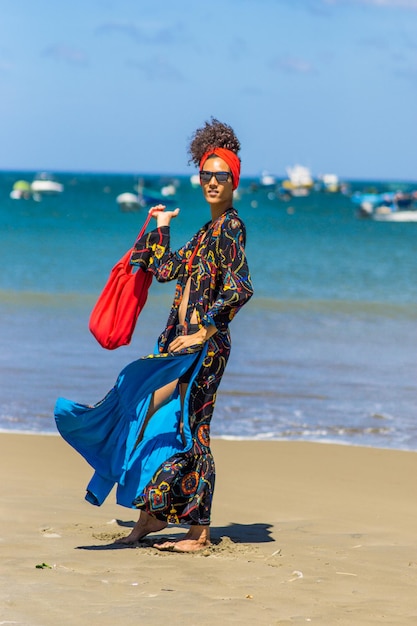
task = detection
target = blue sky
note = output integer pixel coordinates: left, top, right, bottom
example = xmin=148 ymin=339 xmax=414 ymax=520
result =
xmin=1 ymin=0 xmax=416 ymax=181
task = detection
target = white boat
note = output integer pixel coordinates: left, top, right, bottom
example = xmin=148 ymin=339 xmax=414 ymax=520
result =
xmin=319 ymin=173 xmax=341 ymax=193
xmin=160 ymin=183 xmax=177 ymax=197
xmin=116 ymin=192 xmax=142 ymax=212
xmin=352 ymin=190 xmax=417 ymax=221
xmin=259 ymin=170 xmax=276 ymax=187
xmin=31 ymin=172 xmax=64 ymax=194
xmin=117 ymin=181 xmax=177 ymax=212
xmin=190 ymin=173 xmax=200 ymax=188
xmin=372 ymin=209 xmax=417 ymax=222
xmin=282 ymin=164 xmax=313 ymax=196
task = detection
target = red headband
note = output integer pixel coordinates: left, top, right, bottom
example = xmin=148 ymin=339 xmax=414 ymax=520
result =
xmin=199 ymin=147 xmax=241 ymax=190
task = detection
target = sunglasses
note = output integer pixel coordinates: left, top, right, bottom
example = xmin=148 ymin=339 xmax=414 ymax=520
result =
xmin=199 ymin=170 xmax=231 ymax=184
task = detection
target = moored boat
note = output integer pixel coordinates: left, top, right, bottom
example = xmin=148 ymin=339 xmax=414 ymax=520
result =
xmin=10 ymin=180 xmax=32 ymax=200
xmin=117 ymin=180 xmax=177 ymax=212
xmin=352 ymin=190 xmax=417 ymax=221
xmin=318 ymin=173 xmax=341 ymax=193
xmin=31 ymin=172 xmax=64 ymax=195
xmin=116 ymin=192 xmax=142 ymax=212
xmin=281 ymin=164 xmax=313 ymax=196
xmin=259 ymin=170 xmax=276 ymax=187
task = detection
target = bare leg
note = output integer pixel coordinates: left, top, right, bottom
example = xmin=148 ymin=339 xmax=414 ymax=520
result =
xmin=115 ymin=511 xmax=167 ymax=544
xmin=134 ymin=379 xmax=178 ymax=448
xmin=154 ymin=525 xmax=211 ymax=552
xmin=120 ymin=380 xmax=208 ymax=549
xmin=118 ymin=379 xmax=180 ymax=544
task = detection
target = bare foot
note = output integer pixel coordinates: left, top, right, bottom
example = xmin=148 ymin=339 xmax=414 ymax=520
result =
xmin=154 ymin=525 xmax=210 ymax=553
xmin=115 ymin=513 xmax=167 ymax=545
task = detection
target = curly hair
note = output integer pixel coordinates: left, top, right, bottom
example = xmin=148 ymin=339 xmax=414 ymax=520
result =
xmin=187 ymin=117 xmax=241 ymax=166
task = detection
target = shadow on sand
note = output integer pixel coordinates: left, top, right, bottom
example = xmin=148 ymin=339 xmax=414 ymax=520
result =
xmin=76 ymin=520 xmax=274 ymax=551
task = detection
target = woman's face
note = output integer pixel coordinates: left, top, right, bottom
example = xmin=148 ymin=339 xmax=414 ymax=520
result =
xmin=200 ymin=156 xmax=234 ymax=209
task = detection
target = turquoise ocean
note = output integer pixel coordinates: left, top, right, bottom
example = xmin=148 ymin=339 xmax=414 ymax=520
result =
xmin=1 ymin=171 xmax=416 ymax=450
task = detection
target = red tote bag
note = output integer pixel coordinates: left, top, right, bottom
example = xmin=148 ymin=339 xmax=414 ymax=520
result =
xmin=89 ymin=211 xmax=155 ymax=350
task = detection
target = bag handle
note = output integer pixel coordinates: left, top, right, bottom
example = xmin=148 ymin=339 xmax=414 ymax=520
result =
xmin=135 ymin=207 xmax=161 ymax=242
xmin=137 ymin=213 xmax=153 ymax=239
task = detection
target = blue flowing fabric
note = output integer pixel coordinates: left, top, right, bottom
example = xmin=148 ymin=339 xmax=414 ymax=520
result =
xmin=54 ymin=345 xmax=207 ymax=508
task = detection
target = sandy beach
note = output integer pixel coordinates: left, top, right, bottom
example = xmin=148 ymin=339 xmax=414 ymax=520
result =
xmin=1 ymin=433 xmax=417 ymax=625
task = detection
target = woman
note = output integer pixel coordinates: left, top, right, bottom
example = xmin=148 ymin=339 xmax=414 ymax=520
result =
xmin=55 ymin=118 xmax=253 ymax=553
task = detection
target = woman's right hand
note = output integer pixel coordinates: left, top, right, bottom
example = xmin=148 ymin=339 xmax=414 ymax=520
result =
xmin=149 ymin=204 xmax=180 ymax=227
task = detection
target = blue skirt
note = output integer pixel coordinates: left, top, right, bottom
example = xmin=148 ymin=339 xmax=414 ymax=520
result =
xmin=54 ymin=345 xmax=207 ymax=509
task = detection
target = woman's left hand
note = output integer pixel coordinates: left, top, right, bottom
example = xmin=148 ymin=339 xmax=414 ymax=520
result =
xmin=168 ymin=329 xmax=207 ymax=353
xmin=149 ymin=205 xmax=180 ymax=228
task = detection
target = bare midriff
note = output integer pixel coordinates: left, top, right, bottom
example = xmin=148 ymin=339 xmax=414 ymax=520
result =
xmin=178 ymin=277 xmax=199 ymax=326
xmin=178 ymin=232 xmax=206 ymax=327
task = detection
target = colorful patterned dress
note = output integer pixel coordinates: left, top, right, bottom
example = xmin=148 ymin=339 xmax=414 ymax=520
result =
xmin=54 ymin=207 xmax=253 ymax=526
xmin=130 ymin=207 xmax=253 ymax=525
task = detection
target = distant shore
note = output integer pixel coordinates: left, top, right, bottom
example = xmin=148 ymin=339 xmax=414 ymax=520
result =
xmin=1 ymin=433 xmax=417 ymax=625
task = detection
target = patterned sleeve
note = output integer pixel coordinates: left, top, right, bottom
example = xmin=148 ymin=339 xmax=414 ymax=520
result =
xmin=201 ymin=216 xmax=254 ymax=330
xmin=130 ymin=225 xmax=199 ymax=282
